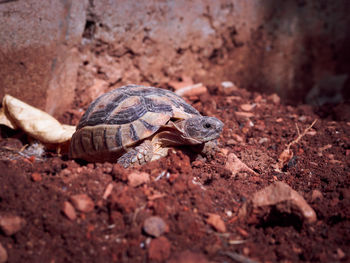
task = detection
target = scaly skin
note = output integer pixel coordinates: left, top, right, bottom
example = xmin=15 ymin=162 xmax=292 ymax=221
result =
xmin=117 ymin=140 xmax=153 ymax=168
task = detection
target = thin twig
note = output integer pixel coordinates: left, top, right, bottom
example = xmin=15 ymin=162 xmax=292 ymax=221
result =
xmin=286 ymin=119 xmax=317 ymax=151
xmin=295 ymin=123 xmax=300 ymax=137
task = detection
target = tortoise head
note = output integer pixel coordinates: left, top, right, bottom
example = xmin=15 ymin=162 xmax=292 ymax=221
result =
xmin=177 ymin=116 xmax=224 ymax=144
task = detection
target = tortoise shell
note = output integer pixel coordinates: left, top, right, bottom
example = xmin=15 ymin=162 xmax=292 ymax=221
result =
xmin=70 ymin=84 xmax=201 ymax=162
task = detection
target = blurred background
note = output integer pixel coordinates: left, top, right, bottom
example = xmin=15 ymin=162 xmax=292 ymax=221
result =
xmin=0 ymin=0 xmax=349 ymax=117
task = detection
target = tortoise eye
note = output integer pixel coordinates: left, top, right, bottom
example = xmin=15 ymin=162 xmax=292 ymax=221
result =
xmin=204 ymin=123 xmax=212 ymax=129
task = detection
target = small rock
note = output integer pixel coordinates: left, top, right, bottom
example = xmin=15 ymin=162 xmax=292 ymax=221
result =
xmin=238 ymin=182 xmax=317 ymax=224
xmin=70 ymin=194 xmax=94 ymax=213
xmin=102 ymin=183 xmax=114 ymax=200
xmin=242 ymin=247 xmax=250 ymax=256
xmin=226 ymin=139 xmax=236 ymax=145
xmin=235 ymin=111 xmax=254 ymax=118
xmin=298 ymin=115 xmax=307 ymax=122
xmin=258 ymin=138 xmax=269 ymax=144
xmin=175 ymin=83 xmax=207 ymax=97
xmin=336 ymin=248 xmax=346 ymax=260
xmin=226 ymin=96 xmax=242 ymax=103
xmin=240 ymin=104 xmax=255 ymax=111
xmin=168 ymin=250 xmax=208 ymax=263
xmin=148 ymin=236 xmax=171 ymax=261
xmin=268 ymin=93 xmax=281 ymax=104
xmin=128 ymin=171 xmax=150 ymax=187
xmin=232 ymin=134 xmax=244 ymax=142
xmin=191 ymin=160 xmax=204 ymax=168
xmin=236 ymin=226 xmax=249 ymax=237
xmin=254 ymin=95 xmax=262 ymax=102
xmin=143 ymin=216 xmax=168 ymax=237
xmin=0 ymin=215 xmax=26 ymax=236
xmin=225 ymin=153 xmax=258 ymax=177
xmin=311 ymin=190 xmax=323 ymax=202
xmin=62 ymin=201 xmax=77 ymax=220
xmin=221 ymin=81 xmax=236 ymax=89
xmin=221 ymin=81 xmax=238 ymax=95
xmin=206 ymin=213 xmax=226 ymax=233
xmin=0 ymin=243 xmax=7 ymax=263
xmin=31 ymin=172 xmax=42 ymax=182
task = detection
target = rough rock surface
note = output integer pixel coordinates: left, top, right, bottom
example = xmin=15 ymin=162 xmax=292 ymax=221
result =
xmin=238 ymin=181 xmax=317 ymax=224
xmin=0 ymin=215 xmax=26 ymax=236
xmin=76 ymin=0 xmax=350 ymax=107
xmin=0 ymin=0 xmax=87 ymax=116
xmin=2 ymin=1 xmax=349 ymax=117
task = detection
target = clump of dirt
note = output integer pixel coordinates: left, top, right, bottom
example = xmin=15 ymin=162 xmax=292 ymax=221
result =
xmin=0 ymin=84 xmax=349 ymax=262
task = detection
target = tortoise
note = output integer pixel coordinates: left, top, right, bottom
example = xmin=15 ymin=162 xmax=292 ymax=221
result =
xmin=70 ymin=84 xmax=223 ymax=168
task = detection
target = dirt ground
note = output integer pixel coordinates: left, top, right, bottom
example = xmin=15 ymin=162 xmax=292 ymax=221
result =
xmin=0 ymin=83 xmax=349 ymax=263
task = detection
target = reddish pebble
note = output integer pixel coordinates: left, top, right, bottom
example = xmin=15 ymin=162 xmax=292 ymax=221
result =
xmin=62 ymin=201 xmax=77 ymax=220
xmin=337 ymin=248 xmax=346 ymax=259
xmin=268 ymin=93 xmax=281 ymax=104
xmin=232 ymin=134 xmax=244 ymax=142
xmin=143 ymin=216 xmax=168 ymax=237
xmin=0 ymin=215 xmax=26 ymax=236
xmin=191 ymin=160 xmax=203 ymax=167
xmin=243 ymin=247 xmax=250 ymax=256
xmin=240 ymin=103 xmax=255 ymax=111
xmin=0 ymin=243 xmax=7 ymax=263
xmin=103 ymin=183 xmax=114 ymax=199
xmin=31 ymin=172 xmax=42 ymax=182
xmin=254 ymin=95 xmax=262 ymax=102
xmin=175 ymin=83 xmax=207 ymax=97
xmin=28 ymin=156 xmax=36 ymax=163
xmin=235 ymin=111 xmax=254 ymax=118
xmin=70 ymin=194 xmax=94 ymax=213
xmin=236 ymin=227 xmax=249 ymax=237
xmin=148 ymin=236 xmax=171 ymax=261
xmin=206 ymin=213 xmax=226 ymax=233
xmin=128 ymin=171 xmax=150 ymax=187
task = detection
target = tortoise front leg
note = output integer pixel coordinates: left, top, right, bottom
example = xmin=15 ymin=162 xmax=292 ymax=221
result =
xmin=191 ymin=140 xmax=220 ymax=160
xmin=117 ymin=140 xmax=153 ymax=168
xmin=201 ymin=140 xmax=219 ymax=157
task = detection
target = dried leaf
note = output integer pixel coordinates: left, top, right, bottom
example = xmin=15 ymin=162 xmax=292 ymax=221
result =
xmin=0 ymin=107 xmax=17 ymax=129
xmin=278 ymin=149 xmax=293 ymax=169
xmin=2 ymin=95 xmax=75 ymax=143
xmin=206 ymin=213 xmax=227 ymax=233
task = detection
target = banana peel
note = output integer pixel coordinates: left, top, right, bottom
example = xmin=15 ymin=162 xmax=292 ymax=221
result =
xmin=0 ymin=94 xmax=76 ymax=145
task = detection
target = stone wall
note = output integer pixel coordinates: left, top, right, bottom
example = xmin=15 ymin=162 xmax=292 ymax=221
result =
xmin=0 ymin=0 xmax=87 ymax=116
xmin=1 ymin=0 xmax=349 ymax=116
